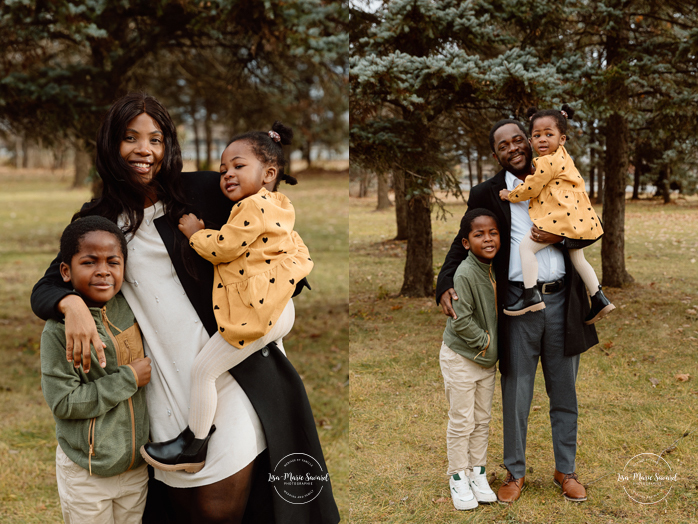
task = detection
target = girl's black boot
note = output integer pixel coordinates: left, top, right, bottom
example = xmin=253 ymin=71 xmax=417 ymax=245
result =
xmin=140 ymin=425 xmax=216 ymax=473
xmin=504 ymin=286 xmax=546 ymax=316
xmin=584 ymin=286 xmax=615 ymax=325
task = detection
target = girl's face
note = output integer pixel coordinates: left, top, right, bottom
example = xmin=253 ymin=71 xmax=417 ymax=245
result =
xmin=120 ymin=113 xmax=165 ymax=184
xmin=219 ymin=141 xmax=277 ymax=202
xmin=529 ymin=116 xmax=566 ymax=157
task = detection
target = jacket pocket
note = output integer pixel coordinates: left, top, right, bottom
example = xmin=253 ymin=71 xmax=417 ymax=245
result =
xmin=114 ymin=322 xmax=144 ymax=364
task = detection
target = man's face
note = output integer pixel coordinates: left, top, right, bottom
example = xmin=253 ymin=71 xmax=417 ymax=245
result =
xmin=492 ymin=123 xmax=533 ymax=178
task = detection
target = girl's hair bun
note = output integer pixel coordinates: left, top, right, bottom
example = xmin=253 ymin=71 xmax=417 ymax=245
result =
xmin=271 ymin=121 xmax=293 ymax=146
xmin=561 ymin=104 xmax=575 ymax=120
xmin=526 ymin=107 xmax=538 ymax=120
xmin=281 ymin=174 xmax=298 ymax=186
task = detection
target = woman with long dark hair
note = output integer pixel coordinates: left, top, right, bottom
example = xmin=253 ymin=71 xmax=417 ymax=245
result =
xmin=31 ymin=92 xmax=339 ymax=524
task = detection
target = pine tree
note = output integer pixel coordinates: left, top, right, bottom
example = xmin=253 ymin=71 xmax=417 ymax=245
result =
xmin=351 ymin=0 xmax=563 ymax=296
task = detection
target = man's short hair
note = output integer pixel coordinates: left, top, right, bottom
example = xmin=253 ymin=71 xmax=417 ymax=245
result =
xmin=488 ymin=119 xmax=528 ymax=153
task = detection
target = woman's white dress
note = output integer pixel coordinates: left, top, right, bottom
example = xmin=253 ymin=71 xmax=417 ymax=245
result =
xmin=119 ymin=202 xmax=266 ymax=488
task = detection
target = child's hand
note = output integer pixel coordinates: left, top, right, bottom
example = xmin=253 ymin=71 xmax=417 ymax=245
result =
xmin=178 ymin=213 xmax=205 ymax=239
xmin=499 ymin=189 xmax=511 ymax=201
xmin=130 ymin=357 xmax=152 ymax=387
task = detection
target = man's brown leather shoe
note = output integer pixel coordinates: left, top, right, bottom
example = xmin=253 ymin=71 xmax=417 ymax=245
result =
xmin=497 ymin=471 xmax=524 ymax=504
xmin=553 ymin=470 xmax=587 ymax=501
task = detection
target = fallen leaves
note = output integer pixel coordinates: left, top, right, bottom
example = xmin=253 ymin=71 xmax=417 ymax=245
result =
xmin=649 ymin=377 xmax=660 ymax=387
xmin=675 ymin=373 xmax=690 ymax=382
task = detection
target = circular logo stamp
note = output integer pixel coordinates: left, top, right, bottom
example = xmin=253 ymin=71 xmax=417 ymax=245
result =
xmin=268 ymin=453 xmax=331 ymax=505
xmin=617 ymin=453 xmax=676 ymax=504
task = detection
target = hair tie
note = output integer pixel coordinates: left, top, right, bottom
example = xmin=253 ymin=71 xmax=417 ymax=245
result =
xmin=560 ymin=110 xmax=568 ymax=118
xmin=268 ymin=130 xmax=281 ymax=143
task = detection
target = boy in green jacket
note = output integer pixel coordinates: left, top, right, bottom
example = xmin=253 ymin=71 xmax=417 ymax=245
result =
xmin=40 ymin=216 xmax=151 ymax=523
xmin=439 ymin=208 xmax=500 ymax=511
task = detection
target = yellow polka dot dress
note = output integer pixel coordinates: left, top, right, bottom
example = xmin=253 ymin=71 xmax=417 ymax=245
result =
xmin=508 ymin=145 xmax=603 ymax=240
xmin=188 ymin=188 xmax=313 ymax=349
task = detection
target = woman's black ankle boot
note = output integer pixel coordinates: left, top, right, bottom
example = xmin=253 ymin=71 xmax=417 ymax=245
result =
xmin=140 ymin=425 xmax=216 ymax=473
xmin=584 ymin=286 xmax=615 ymax=325
xmin=504 ymin=286 xmax=546 ymax=316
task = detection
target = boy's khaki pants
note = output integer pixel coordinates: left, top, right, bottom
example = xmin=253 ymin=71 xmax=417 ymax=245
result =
xmin=55 ymin=445 xmax=148 ymax=524
xmin=439 ymin=342 xmax=496 ymax=476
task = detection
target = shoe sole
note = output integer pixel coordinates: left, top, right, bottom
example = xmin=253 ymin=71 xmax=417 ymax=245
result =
xmin=503 ymin=302 xmax=546 ymax=317
xmin=452 ymin=498 xmax=479 ymax=510
xmin=553 ymin=478 xmax=588 ymax=501
xmin=139 ymin=445 xmax=205 ymax=473
xmin=584 ymin=303 xmax=616 ymax=325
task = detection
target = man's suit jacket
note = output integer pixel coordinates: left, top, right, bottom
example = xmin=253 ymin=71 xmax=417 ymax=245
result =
xmin=31 ymin=171 xmax=339 ymax=524
xmin=435 ymin=169 xmax=598 ymax=375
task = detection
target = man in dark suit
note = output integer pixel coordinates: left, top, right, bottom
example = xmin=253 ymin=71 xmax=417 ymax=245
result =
xmin=436 ymin=120 xmax=598 ymax=504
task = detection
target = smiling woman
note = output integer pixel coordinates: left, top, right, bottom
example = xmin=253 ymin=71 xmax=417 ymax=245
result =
xmin=119 ymin=113 xmax=165 ymax=187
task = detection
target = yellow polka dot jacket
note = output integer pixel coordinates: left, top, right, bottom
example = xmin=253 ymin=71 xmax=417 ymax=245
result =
xmin=508 ymin=145 xmax=603 ymax=240
xmin=189 ymin=187 xmax=313 ymax=348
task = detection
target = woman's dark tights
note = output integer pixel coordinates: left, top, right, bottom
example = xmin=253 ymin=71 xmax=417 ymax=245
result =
xmin=167 ymin=458 xmax=255 ymax=524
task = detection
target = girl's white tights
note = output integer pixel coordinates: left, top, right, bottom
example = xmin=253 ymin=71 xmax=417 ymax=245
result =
xmin=519 ymin=235 xmax=600 ymax=293
xmin=188 ymin=300 xmax=295 ymax=439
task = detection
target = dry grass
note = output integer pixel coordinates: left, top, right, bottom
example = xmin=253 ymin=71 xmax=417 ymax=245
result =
xmin=0 ymin=168 xmax=348 ymax=522
xmin=350 ymin=195 xmax=698 ymax=523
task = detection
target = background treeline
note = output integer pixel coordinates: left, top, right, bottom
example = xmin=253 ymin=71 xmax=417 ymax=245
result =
xmin=0 ymin=0 xmax=349 ymax=183
xmin=350 ymin=0 xmax=698 ymax=295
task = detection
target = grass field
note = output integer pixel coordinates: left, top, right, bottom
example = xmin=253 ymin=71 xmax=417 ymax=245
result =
xmin=0 ymin=168 xmax=348 ymax=522
xmin=350 ymin=194 xmax=698 ymax=523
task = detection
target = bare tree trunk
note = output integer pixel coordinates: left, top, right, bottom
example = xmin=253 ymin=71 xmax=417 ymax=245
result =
xmin=597 ymin=143 xmax=605 ymax=207
xmin=476 ymin=151 xmax=483 ymax=184
xmin=400 ymin=185 xmax=433 ymax=297
xmin=203 ymin=105 xmax=213 ymax=171
xmin=393 ymin=171 xmax=408 ymax=240
xmin=588 ymin=127 xmax=596 ymax=200
xmin=191 ymin=109 xmax=201 ymax=171
xmin=52 ymin=141 xmax=67 ymax=170
xmin=466 ymin=150 xmax=474 ymax=191
xmin=358 ymin=171 xmax=368 ymax=198
xmin=658 ymin=164 xmax=671 ymax=204
xmin=601 ymin=18 xmax=633 ymax=288
xmin=376 ymin=171 xmax=392 ymax=210
xmin=73 ymin=142 xmax=92 ymax=188
xmin=22 ymin=138 xmax=29 ymax=168
xmin=14 ymin=137 xmax=22 ymax=169
xmin=302 ymin=141 xmax=312 ymax=168
xmin=632 ymin=143 xmax=643 ymax=200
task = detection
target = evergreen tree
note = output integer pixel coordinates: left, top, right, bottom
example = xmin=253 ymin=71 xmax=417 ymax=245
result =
xmin=350 ymin=0 xmax=563 ymax=296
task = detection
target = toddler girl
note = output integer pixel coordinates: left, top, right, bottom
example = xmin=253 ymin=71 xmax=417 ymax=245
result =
xmin=141 ymin=121 xmax=313 ymax=472
xmin=499 ymin=105 xmax=614 ymax=324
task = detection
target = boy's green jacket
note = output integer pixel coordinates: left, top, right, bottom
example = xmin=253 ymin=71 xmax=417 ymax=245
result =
xmin=443 ymin=254 xmax=498 ymax=368
xmin=41 ymin=293 xmax=149 ymax=477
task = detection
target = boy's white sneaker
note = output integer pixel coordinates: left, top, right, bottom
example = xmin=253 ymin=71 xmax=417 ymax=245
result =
xmin=449 ymin=470 xmax=478 ymax=510
xmin=468 ymin=466 xmax=497 ymax=503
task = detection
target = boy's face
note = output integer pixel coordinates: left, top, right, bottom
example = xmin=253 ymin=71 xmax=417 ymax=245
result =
xmin=60 ymin=231 xmax=125 ymax=308
xmin=462 ymin=216 xmax=500 ymax=264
